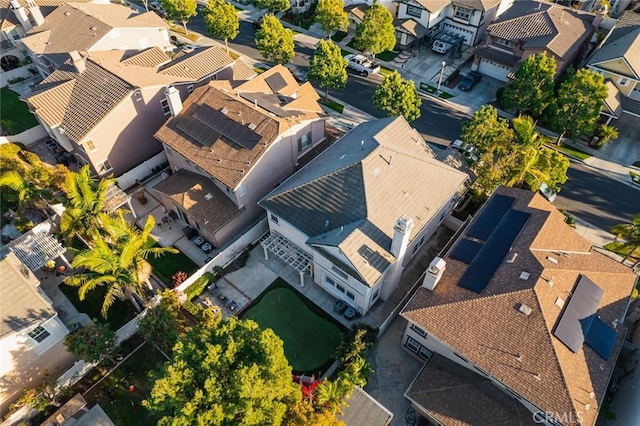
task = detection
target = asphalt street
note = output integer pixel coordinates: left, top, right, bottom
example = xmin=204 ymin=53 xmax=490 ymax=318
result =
xmin=187 ymin=12 xmax=639 ymax=231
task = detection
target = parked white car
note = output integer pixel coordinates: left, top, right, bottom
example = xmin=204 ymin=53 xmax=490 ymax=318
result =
xmin=451 ymin=139 xmax=478 ymax=162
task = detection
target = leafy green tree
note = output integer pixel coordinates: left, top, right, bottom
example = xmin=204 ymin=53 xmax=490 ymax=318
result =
xmin=335 ymin=324 xmax=378 ymax=365
xmin=340 ymin=356 xmax=373 ymax=389
xmin=65 ymin=213 xmax=177 ymax=316
xmin=138 ymin=290 xmax=188 ymax=354
xmin=9 ymin=372 xmax=71 ymax=413
xmin=0 ymin=170 xmax=51 ymax=212
xmin=162 ymin=0 xmax=197 ymax=35
xmin=144 ymin=315 xmax=301 ymax=425
xmin=308 ymin=39 xmax=348 ymax=100
xmin=284 ymin=400 xmax=345 ymax=425
xmin=253 ymin=0 xmax=289 ymax=13
xmin=60 ymin=165 xmax=115 ymax=243
xmin=353 ymin=2 xmax=396 ymax=57
xmin=460 ymin=105 xmax=514 ymax=156
xmin=372 ymin=70 xmax=421 ymax=122
xmin=315 ymin=0 xmax=349 ymax=39
xmin=594 ymin=124 xmax=619 ymax=147
xmin=203 ymin=0 xmax=239 ymax=53
xmin=502 ymin=52 xmax=556 ymax=117
xmin=545 ymin=68 xmax=608 ymax=142
xmin=611 ymin=214 xmax=640 ymax=262
xmin=256 ymin=14 xmax=295 ymax=64
xmin=316 ymin=379 xmax=350 ymax=415
xmin=64 ymin=322 xmax=118 ymax=363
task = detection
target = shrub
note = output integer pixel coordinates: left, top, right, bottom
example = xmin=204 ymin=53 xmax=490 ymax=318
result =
xmin=172 ymin=271 xmax=188 ymax=288
xmin=335 ymin=323 xmax=378 ymax=365
xmin=184 ymin=272 xmax=214 ymax=300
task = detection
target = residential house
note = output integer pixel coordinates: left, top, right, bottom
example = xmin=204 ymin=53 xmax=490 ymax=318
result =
xmin=0 ymin=252 xmax=72 ymax=416
xmin=392 ymin=0 xmax=514 ymax=50
xmin=23 ymin=46 xmax=254 ymax=177
xmin=400 ymin=186 xmax=638 ymax=426
xmin=259 ymin=116 xmax=468 ymax=315
xmin=19 ymin=1 xmax=169 ymax=78
xmin=587 ymin=11 xmax=640 ymax=120
xmin=41 ymin=394 xmax=115 ymax=426
xmin=471 ymin=1 xmax=598 ymax=82
xmin=151 ymin=65 xmax=326 ymax=249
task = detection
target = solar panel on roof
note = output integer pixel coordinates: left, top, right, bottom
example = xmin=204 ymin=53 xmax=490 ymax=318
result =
xmin=553 ymin=275 xmax=604 ymax=354
xmin=466 ymin=195 xmax=515 ymax=240
xmin=584 ymin=316 xmax=617 ymax=360
xmin=450 ymin=239 xmax=483 ymax=264
xmin=191 ymin=105 xmax=260 ymax=150
xmin=265 ymin=73 xmax=287 ymax=93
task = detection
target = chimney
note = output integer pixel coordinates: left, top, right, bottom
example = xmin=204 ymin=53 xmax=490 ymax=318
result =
xmin=164 ymin=86 xmax=183 ymax=117
xmin=422 ymin=257 xmax=446 ymax=290
xmin=10 ymin=0 xmax=32 ymax=32
xmin=390 ymin=215 xmax=413 ymax=258
xmin=69 ymin=51 xmax=85 ymax=73
xmin=26 ymin=0 xmax=44 ymax=26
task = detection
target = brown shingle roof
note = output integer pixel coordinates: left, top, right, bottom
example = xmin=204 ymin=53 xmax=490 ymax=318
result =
xmin=402 ymin=186 xmax=637 ymax=426
xmin=153 ymin=169 xmax=241 ymax=235
xmin=588 ymin=11 xmax=640 ymax=78
xmin=155 ymin=68 xmax=323 ymax=189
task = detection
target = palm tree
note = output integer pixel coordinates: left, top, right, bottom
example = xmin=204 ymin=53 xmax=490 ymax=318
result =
xmin=316 ymin=379 xmax=349 ymax=415
xmin=65 ymin=214 xmax=178 ymax=317
xmin=0 ymin=169 xmax=51 ymax=212
xmin=341 ymin=356 xmax=373 ymax=389
xmin=611 ymin=214 xmax=640 ymax=262
xmin=60 ymin=165 xmax=115 ymax=243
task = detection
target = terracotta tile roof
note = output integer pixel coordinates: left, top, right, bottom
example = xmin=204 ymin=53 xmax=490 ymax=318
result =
xmin=588 ymin=11 xmax=640 ymax=78
xmin=153 ymin=169 xmax=241 ymax=235
xmin=406 ymin=354 xmax=538 ymax=426
xmin=235 ymin=64 xmax=300 ymax=97
xmin=601 ymin=81 xmax=622 ymax=117
xmin=159 ymin=46 xmax=234 ymax=80
xmin=402 ymin=186 xmax=637 ymax=426
xmin=228 ymin=60 xmax=258 ymax=81
xmin=260 ymin=117 xmax=468 ymax=287
xmin=487 ymin=1 xmax=594 ymax=60
xmin=0 ymin=0 xmax=93 ymax=30
xmin=346 ymin=4 xmax=370 ymax=20
xmin=121 ymin=47 xmax=170 ymax=68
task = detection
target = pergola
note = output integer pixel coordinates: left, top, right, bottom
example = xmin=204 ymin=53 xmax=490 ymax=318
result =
xmin=261 ymin=232 xmax=313 ymax=287
xmin=104 ymin=184 xmax=135 ymax=218
xmin=8 ymin=230 xmax=67 ymax=272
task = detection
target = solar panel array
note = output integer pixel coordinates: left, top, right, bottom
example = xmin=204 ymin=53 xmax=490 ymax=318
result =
xmin=450 ymin=239 xmax=483 ymax=264
xmin=184 ymin=104 xmax=261 ymax=150
xmin=554 ymin=275 xmax=617 ymax=359
xmin=265 ymin=73 xmax=288 ymax=93
xmin=466 ymin=194 xmax=515 ymax=240
xmin=176 ymin=115 xmax=221 ymax=147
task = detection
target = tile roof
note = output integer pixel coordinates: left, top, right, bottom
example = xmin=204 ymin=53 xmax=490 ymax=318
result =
xmin=336 ymin=387 xmax=393 ymax=426
xmin=406 ymin=354 xmax=538 ymax=426
xmin=121 ymin=47 xmax=170 ymax=68
xmin=260 ymin=117 xmax=468 ymax=287
xmin=0 ymin=0 xmax=93 ymax=30
xmin=474 ymin=46 xmax=521 ymax=66
xmin=155 ymin=67 xmax=323 ymax=189
xmin=588 ymin=11 xmax=640 ymax=78
xmin=394 ymin=18 xmax=428 ymax=38
xmin=20 ymin=3 xmax=166 ymax=65
xmin=487 ymin=1 xmax=595 ymax=60
xmin=602 ymin=80 xmax=622 ymax=117
xmin=345 ymin=4 xmax=370 ymax=20
xmin=402 ymin=186 xmax=637 ymax=426
xmin=0 ymin=252 xmax=56 ymax=337
xmin=153 ymin=169 xmax=241 ymax=235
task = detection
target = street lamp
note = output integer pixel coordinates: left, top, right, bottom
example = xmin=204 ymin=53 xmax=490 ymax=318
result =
xmin=436 ymin=61 xmax=446 ymax=97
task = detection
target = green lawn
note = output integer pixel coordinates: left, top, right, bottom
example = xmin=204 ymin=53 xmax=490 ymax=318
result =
xmin=319 ymin=98 xmax=344 ymax=114
xmin=59 ymin=283 xmax=138 ymax=330
xmin=83 ymin=342 xmax=168 ymax=426
xmin=331 ymin=31 xmax=347 ymax=43
xmin=546 ymin=142 xmax=592 ymax=161
xmin=144 ymin=238 xmax=197 ymax=285
xmin=0 ymin=88 xmax=39 ymax=134
xmin=605 ymin=241 xmax=640 ymax=261
xmin=418 ymin=82 xmax=454 ymax=99
xmin=241 ymin=279 xmax=344 ymax=375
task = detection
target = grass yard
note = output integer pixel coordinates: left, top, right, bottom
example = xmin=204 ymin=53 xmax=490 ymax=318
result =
xmin=545 ymin=141 xmax=592 ymax=161
xmin=169 ymin=25 xmax=199 ymax=42
xmin=83 ymin=342 xmax=168 ymax=426
xmin=0 ymin=88 xmax=39 ymax=134
xmin=418 ymin=82 xmax=454 ymax=99
xmin=331 ymin=31 xmax=347 ymax=43
xmin=145 ymin=238 xmax=197 ymax=285
xmin=59 ymin=283 xmax=138 ymax=330
xmin=241 ymin=279 xmax=345 ymax=375
xmin=605 ymin=241 xmax=640 ymax=262
xmin=319 ymin=98 xmax=344 ymax=114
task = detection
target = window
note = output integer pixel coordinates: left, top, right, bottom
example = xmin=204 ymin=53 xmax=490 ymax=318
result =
xmin=411 ymin=324 xmax=427 ymax=337
xmin=9 ymin=29 xmax=20 ymax=41
xmin=161 ymin=99 xmax=171 ymax=116
xmin=336 ymin=283 xmax=346 ymax=293
xmin=225 ymin=186 xmax=234 ymax=196
xmin=418 ymin=346 xmax=432 ymax=360
xmin=84 ymin=140 xmax=96 ymax=152
xmin=494 ymin=38 xmax=515 ymax=48
xmin=331 ymin=266 xmax=349 ymax=280
xmin=187 ymin=84 xmax=194 ymax=93
xmin=619 ymin=77 xmax=629 ymax=86
xmin=298 ymin=132 xmax=312 ymax=152
xmin=326 ymin=276 xmax=335 ymax=286
xmin=454 ymin=6 xmax=472 ymax=21
xmin=28 ymin=326 xmax=50 ymax=343
xmin=270 ymin=214 xmax=279 ymax=224
xmin=406 ymin=5 xmax=422 ymax=18
xmin=237 ymin=183 xmax=246 ymax=197
xmin=97 ymin=159 xmax=113 ymax=174
xmin=372 ymin=288 xmax=380 ymax=301
xmin=406 ymin=336 xmax=420 ymax=353
xmin=346 ymin=291 xmax=355 ymax=301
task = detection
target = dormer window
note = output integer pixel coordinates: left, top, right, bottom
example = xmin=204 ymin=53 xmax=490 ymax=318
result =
xmin=407 ymin=5 xmax=422 ymax=18
xmin=494 ymin=38 xmax=515 ymax=49
xmin=454 ymin=6 xmax=472 ymax=21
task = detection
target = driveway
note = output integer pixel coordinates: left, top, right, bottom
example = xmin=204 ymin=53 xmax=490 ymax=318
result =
xmin=599 ymin=112 xmax=640 ymax=167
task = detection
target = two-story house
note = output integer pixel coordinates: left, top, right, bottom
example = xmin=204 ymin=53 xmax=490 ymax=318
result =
xmin=587 ymin=11 xmax=640 ymax=120
xmin=19 ymin=1 xmax=169 ymax=78
xmin=23 ymin=46 xmax=254 ymax=177
xmin=471 ymin=0 xmax=598 ymax=82
xmin=400 ymin=186 xmax=638 ymax=426
xmin=392 ymin=0 xmax=514 ymax=50
xmin=259 ymin=116 xmax=468 ymax=315
xmin=151 ymin=65 xmax=326 ymax=249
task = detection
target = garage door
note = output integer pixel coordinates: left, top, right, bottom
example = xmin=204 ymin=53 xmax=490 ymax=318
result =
xmin=478 ymin=59 xmax=510 ymax=82
xmin=443 ymin=23 xmax=474 ymax=45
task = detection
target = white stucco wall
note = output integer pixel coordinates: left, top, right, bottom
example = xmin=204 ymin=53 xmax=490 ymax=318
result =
xmin=90 ymin=27 xmax=170 ymax=52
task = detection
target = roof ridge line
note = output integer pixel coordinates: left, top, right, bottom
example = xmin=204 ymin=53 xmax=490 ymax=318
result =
xmin=405 ymin=288 xmax=533 ymax=314
xmin=266 ymin=162 xmax=362 ymax=201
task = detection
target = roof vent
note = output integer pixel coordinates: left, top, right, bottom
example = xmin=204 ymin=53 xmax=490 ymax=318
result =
xmin=248 ymin=123 xmax=257 ymax=130
xmin=515 ymin=354 xmax=523 ymax=362
xmin=339 ymin=154 xmax=347 ymax=160
xmin=518 ymin=303 xmax=532 ymax=316
xmin=548 ymin=276 xmax=554 ymax=287
xmin=221 ymin=107 xmax=228 ymax=115
xmin=533 ymin=373 xmax=541 ymax=381
xmin=546 ymin=256 xmax=558 ymax=264
xmin=519 ymin=271 xmax=530 ymax=280
xmin=90 ymin=26 xmax=97 ymax=31
xmin=555 ymin=297 xmax=565 ymax=308
xmin=64 ymin=11 xmax=71 ymax=16
xmin=506 ymin=253 xmax=518 ymax=263
xmin=204 ymin=193 xmax=213 ymax=200
xmin=325 ymin=219 xmax=330 ymax=228
xmin=612 ymin=319 xmax=619 ymax=329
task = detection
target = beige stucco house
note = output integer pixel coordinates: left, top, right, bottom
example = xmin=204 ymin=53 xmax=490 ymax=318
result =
xmin=259 ymin=116 xmax=468 ymax=315
xmin=151 ymin=65 xmax=327 ymax=249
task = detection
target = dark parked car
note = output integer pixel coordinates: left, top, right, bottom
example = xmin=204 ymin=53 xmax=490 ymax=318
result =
xmin=284 ymin=63 xmax=308 ymax=83
xmin=458 ymin=71 xmax=482 ymax=91
xmin=44 ymin=139 xmax=64 ymax=154
xmin=53 ymin=152 xmax=68 ymax=166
